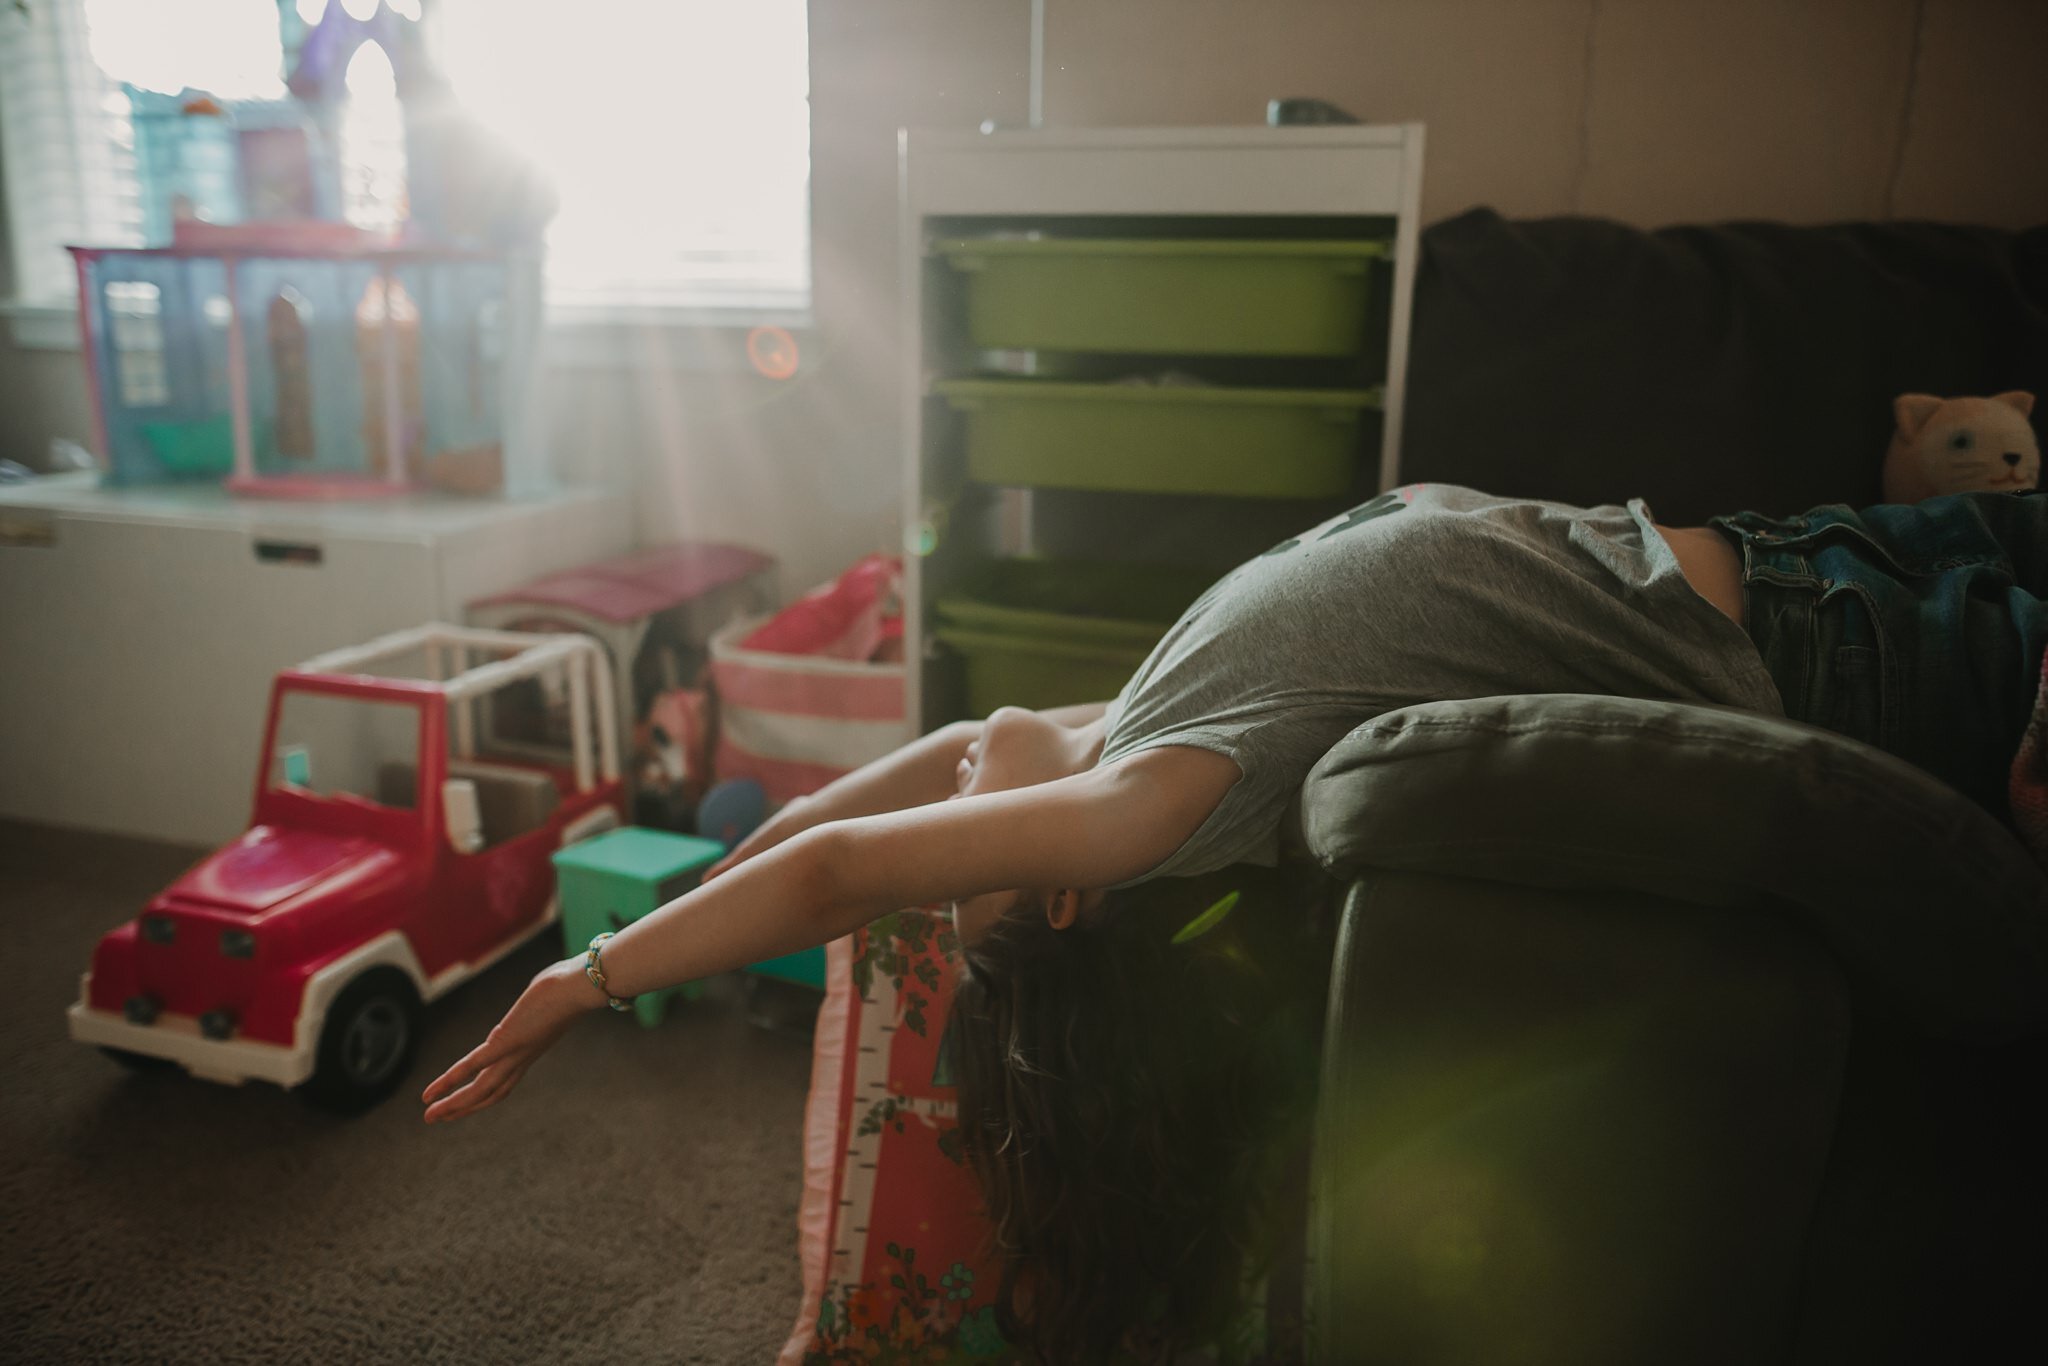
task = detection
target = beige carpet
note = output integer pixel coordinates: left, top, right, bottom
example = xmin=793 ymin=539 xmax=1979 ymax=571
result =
xmin=0 ymin=819 xmax=817 ymax=1365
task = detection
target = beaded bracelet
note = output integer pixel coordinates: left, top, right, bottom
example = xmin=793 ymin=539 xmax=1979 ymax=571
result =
xmin=583 ymin=932 xmax=634 ymax=1012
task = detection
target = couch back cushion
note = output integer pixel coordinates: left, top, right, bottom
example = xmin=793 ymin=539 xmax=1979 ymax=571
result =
xmin=1295 ymin=694 xmax=2048 ymax=1040
xmin=1403 ymin=210 xmax=2048 ymax=522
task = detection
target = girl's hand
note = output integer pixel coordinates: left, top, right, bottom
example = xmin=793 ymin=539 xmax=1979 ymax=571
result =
xmin=420 ymin=957 xmax=602 ymax=1125
xmin=702 ymin=794 xmax=815 ymax=881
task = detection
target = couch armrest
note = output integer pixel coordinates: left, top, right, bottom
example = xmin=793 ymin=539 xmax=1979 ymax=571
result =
xmin=1296 ymin=694 xmax=2048 ymax=1038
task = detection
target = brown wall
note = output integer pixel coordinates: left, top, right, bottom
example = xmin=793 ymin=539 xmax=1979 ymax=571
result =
xmin=1046 ymin=0 xmax=2048 ymax=228
xmin=4 ymin=0 xmax=2044 ymax=591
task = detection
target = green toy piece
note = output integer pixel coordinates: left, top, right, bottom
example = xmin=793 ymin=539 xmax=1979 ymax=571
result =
xmin=553 ymin=827 xmax=723 ymax=1028
xmin=553 ymin=825 xmax=828 ymax=1026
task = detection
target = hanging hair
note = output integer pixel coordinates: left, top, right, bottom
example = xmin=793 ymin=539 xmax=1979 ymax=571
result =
xmin=950 ymin=863 xmax=1336 ymax=1364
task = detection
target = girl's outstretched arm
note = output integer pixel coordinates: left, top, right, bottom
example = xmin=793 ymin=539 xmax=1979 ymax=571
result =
xmin=700 ymin=719 xmax=980 ymax=880
xmin=702 ymin=701 xmax=1112 ymax=879
xmin=420 ymin=744 xmax=1224 ymax=1127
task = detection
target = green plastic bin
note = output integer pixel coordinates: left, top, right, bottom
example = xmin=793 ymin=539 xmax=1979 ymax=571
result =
xmin=935 ymin=237 xmax=1388 ymax=356
xmin=935 ymin=378 xmax=1379 ymax=499
xmin=933 ymin=559 xmax=1215 ymax=714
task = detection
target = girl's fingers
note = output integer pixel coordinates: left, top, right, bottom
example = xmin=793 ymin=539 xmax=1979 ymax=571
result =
xmin=425 ymin=1070 xmax=497 ymax=1124
xmin=421 ymin=971 xmax=577 ymax=1124
xmin=421 ymin=1063 xmax=466 ymax=1105
xmin=426 ymin=1060 xmax=525 ymax=1124
xmin=421 ymin=1038 xmax=506 ymax=1116
xmin=424 ymin=1024 xmax=543 ymax=1121
xmin=422 ymin=1039 xmax=497 ymax=1105
xmin=464 ymin=1065 xmax=527 ymax=1119
xmin=423 ymin=1087 xmax=468 ymax=1124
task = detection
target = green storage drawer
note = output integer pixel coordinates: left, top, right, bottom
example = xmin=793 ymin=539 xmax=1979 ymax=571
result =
xmin=933 ymin=559 xmax=1214 ymax=714
xmin=935 ymin=378 xmax=1379 ymax=499
xmin=936 ymin=237 xmax=1388 ymax=356
xmin=933 ymin=627 xmax=1149 ymax=714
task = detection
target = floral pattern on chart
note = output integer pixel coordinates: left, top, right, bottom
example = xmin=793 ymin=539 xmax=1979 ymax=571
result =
xmin=807 ymin=1243 xmax=1014 ymax=1364
xmin=854 ymin=1092 xmax=969 ymax=1167
xmin=851 ymin=910 xmax=953 ymax=1037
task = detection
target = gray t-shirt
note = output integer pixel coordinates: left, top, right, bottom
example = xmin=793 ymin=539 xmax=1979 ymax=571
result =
xmin=1098 ymin=484 xmax=1783 ymax=882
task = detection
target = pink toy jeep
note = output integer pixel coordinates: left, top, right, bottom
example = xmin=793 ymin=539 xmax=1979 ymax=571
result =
xmin=67 ymin=625 xmax=625 ymax=1114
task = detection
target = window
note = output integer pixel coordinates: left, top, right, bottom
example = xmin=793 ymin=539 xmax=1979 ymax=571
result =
xmin=432 ymin=0 xmax=812 ymax=316
xmin=336 ymin=36 xmax=406 ymax=233
xmin=104 ymin=279 xmax=166 ymax=404
xmin=1 ymin=0 xmax=812 ymax=320
xmin=0 ymin=0 xmax=143 ymax=303
xmin=268 ymin=688 xmax=423 ymax=810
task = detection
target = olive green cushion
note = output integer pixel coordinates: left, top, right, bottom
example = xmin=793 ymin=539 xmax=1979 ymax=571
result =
xmin=1296 ymin=694 xmax=2048 ymax=1039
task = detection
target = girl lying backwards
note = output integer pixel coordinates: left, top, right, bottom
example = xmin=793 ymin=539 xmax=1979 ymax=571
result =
xmin=422 ymin=482 xmax=2048 ymax=1361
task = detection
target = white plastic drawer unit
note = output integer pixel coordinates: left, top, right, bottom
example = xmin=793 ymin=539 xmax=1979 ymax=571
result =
xmin=0 ymin=477 xmax=630 ymax=846
xmin=898 ymin=124 xmax=1426 ymax=731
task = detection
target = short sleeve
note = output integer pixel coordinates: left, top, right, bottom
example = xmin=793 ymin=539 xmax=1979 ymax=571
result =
xmin=1101 ymin=717 xmax=1329 ymax=887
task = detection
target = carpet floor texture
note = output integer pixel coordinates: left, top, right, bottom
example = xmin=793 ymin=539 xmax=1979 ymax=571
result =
xmin=0 ymin=819 xmax=816 ymax=1365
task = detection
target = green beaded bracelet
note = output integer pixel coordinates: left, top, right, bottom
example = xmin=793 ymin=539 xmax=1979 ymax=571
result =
xmin=584 ymin=931 xmax=634 ymax=1012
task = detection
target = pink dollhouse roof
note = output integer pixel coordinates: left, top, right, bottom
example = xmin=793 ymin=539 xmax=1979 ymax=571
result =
xmin=471 ymin=542 xmax=776 ymax=623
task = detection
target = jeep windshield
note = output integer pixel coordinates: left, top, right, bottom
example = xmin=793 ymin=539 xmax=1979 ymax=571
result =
xmin=266 ymin=686 xmax=426 ymax=813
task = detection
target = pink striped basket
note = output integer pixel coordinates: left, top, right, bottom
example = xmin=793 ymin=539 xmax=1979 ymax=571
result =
xmin=707 ymin=614 xmax=908 ymax=806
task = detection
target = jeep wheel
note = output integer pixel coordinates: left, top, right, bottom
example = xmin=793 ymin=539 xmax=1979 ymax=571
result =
xmin=299 ymin=969 xmax=422 ymax=1117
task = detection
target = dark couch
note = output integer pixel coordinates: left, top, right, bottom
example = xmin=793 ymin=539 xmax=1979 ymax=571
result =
xmin=1301 ymin=211 xmax=2048 ymax=1365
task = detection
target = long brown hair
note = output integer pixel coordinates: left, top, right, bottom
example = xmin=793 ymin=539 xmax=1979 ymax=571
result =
xmin=950 ymin=863 xmax=1335 ymax=1363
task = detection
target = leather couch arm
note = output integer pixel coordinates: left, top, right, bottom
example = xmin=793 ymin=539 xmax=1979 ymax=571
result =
xmin=1295 ymin=694 xmax=2048 ymax=1039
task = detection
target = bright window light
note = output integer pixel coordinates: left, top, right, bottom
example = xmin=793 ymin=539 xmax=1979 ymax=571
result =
xmin=13 ymin=0 xmax=808 ymax=315
xmin=341 ymin=40 xmax=407 ymax=231
xmin=82 ymin=0 xmax=285 ymax=100
xmin=435 ymin=0 xmax=811 ymax=313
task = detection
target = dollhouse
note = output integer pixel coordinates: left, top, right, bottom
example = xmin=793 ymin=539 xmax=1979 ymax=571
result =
xmin=72 ymin=230 xmax=538 ymax=497
xmin=70 ymin=0 xmax=548 ymax=498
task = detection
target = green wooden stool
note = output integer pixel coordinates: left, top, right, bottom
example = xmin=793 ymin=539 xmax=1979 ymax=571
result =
xmin=553 ymin=827 xmax=724 ymax=1028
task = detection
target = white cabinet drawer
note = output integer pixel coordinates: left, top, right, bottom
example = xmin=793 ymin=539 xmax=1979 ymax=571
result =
xmin=0 ymin=485 xmax=629 ymax=845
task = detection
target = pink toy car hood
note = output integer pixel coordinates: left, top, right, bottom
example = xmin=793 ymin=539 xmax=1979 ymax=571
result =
xmin=168 ymin=825 xmax=394 ymax=917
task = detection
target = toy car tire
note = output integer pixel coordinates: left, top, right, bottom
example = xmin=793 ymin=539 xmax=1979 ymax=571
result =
xmin=299 ymin=968 xmax=422 ymax=1117
xmin=99 ymin=1045 xmax=177 ymax=1074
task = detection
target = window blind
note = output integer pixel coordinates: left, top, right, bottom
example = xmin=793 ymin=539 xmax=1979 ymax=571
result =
xmin=0 ymin=0 xmax=142 ymax=304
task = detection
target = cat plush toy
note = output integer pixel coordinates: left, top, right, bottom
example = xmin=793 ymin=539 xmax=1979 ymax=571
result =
xmin=1882 ymin=391 xmax=2040 ymax=503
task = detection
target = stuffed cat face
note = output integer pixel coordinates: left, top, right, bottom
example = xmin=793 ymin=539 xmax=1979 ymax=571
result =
xmin=1882 ymin=391 xmax=2040 ymax=504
